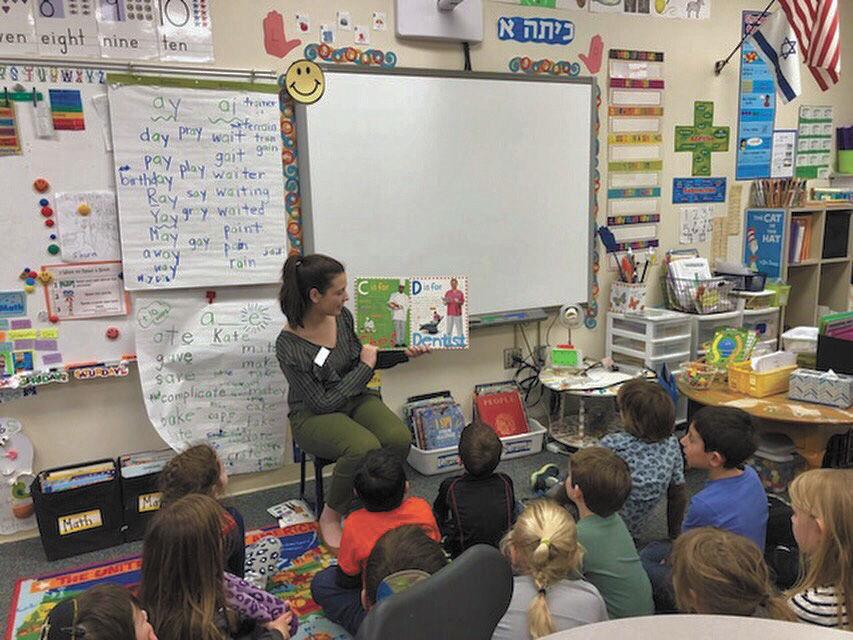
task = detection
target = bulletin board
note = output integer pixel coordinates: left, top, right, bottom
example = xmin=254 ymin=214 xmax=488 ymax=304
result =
xmin=0 ymin=64 xmax=136 ymax=377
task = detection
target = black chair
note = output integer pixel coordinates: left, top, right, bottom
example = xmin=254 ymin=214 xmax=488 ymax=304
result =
xmin=298 ymin=449 xmax=334 ymax=513
xmin=355 ymin=544 xmax=513 ymax=640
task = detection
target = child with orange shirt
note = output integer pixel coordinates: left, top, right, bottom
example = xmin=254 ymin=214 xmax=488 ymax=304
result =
xmin=311 ymin=447 xmax=441 ymax=635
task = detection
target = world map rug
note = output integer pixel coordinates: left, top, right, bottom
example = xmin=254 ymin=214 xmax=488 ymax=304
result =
xmin=6 ymin=522 xmax=351 ymax=640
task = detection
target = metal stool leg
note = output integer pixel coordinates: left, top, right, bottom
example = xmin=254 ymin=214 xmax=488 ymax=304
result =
xmin=315 ymin=458 xmax=325 ymax=513
xmin=299 ymin=449 xmax=308 ymax=507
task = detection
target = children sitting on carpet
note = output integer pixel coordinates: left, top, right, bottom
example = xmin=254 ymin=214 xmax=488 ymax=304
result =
xmin=433 ymin=422 xmax=517 ymax=558
xmin=671 ymin=527 xmax=795 ymax=620
xmin=311 ymin=447 xmax=441 ymax=636
xmin=362 ymin=524 xmax=449 ymax=610
xmin=40 ymin=584 xmax=158 ymax=640
xmin=141 ymin=494 xmax=295 ymax=640
xmin=564 ymin=447 xmax=653 ymax=619
xmin=493 ymin=499 xmax=608 ymax=640
xmin=159 ymin=443 xmax=281 ymax=587
xmin=600 ymin=379 xmax=688 ymax=542
xmin=786 ymin=468 xmax=852 ymax=630
xmin=641 ymin=405 xmax=768 ymax=611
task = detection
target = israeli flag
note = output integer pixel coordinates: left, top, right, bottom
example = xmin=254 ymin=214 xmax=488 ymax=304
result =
xmin=748 ymin=11 xmax=802 ymax=104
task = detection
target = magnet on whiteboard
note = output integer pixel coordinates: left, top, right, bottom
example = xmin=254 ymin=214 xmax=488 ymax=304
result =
xmin=77 ymin=203 xmax=91 ymax=216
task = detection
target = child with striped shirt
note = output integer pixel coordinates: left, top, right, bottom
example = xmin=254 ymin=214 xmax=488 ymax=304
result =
xmin=787 ymin=468 xmax=852 ymax=631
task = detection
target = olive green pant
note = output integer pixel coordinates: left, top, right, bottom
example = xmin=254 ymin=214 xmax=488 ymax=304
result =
xmin=290 ymin=393 xmax=411 ymax=513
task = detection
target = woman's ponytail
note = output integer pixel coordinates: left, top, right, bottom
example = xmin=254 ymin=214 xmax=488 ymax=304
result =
xmin=279 ymin=254 xmax=344 ymax=327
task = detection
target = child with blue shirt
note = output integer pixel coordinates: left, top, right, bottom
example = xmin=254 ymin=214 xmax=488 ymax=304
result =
xmin=600 ymin=379 xmax=688 ymax=542
xmin=641 ymin=405 xmax=768 ymax=611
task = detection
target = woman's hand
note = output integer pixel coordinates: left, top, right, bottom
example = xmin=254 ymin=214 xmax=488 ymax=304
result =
xmin=360 ymin=344 xmax=379 ymax=368
xmin=265 ymin=610 xmax=294 ymax=639
xmin=404 ymin=345 xmax=431 ymax=358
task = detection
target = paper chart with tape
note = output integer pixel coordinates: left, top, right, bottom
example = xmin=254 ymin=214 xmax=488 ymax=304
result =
xmin=109 ymin=78 xmax=287 ymax=290
xmin=134 ymin=286 xmax=290 ymax=475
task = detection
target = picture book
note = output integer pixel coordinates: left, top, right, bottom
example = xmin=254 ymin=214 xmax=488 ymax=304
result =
xmin=354 ymin=277 xmax=411 ymax=349
xmin=475 ymin=389 xmax=530 ymax=438
xmin=411 ymin=401 xmax=466 ymax=450
xmin=354 ymin=276 xmax=469 ymax=350
xmin=403 ymin=392 xmax=466 ymax=450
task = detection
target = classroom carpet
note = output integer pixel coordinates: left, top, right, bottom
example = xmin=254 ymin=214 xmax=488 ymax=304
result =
xmin=5 ymin=522 xmax=351 ymax=640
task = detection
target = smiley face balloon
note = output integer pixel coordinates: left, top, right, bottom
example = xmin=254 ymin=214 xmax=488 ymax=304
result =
xmin=283 ymin=59 xmax=326 ymax=105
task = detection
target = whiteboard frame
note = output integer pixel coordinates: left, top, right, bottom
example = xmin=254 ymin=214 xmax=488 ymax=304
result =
xmin=295 ymin=65 xmax=597 ymax=318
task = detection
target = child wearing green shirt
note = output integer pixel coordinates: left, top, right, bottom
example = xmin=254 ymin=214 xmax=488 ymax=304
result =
xmin=565 ymin=447 xmax=654 ymax=619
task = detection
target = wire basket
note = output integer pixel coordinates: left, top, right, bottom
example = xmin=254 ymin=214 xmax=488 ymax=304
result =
xmin=664 ymin=276 xmax=737 ymax=314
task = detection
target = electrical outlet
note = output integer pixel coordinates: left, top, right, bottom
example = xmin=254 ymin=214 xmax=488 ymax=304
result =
xmin=503 ymin=347 xmax=522 ymax=369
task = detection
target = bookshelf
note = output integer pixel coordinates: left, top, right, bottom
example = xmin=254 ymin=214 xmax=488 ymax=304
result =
xmin=779 ymin=205 xmax=852 ymax=329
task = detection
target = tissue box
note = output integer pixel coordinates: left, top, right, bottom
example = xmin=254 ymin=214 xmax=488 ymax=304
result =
xmin=788 ymin=368 xmax=853 ymax=409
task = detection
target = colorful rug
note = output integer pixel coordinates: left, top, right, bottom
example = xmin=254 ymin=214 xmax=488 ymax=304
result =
xmin=6 ymin=522 xmax=351 ymax=640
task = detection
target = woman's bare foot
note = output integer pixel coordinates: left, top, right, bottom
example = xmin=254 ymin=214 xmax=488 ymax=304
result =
xmin=318 ymin=504 xmax=343 ymax=552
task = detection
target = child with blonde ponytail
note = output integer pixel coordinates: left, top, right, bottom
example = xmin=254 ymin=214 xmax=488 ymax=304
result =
xmin=493 ymin=499 xmax=607 ymax=640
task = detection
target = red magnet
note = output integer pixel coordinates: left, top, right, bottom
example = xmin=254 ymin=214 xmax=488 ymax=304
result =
xmin=106 ymin=327 xmax=120 ymax=340
xmin=45 ymin=218 xmax=55 ymax=227
xmin=33 ymin=178 xmax=50 ymax=193
xmin=48 ymin=314 xmax=59 ymax=324
xmin=41 ymin=206 xmax=53 ymax=218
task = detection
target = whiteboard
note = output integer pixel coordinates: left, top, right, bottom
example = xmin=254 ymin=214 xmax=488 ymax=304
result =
xmin=108 ymin=78 xmax=287 ymax=290
xmin=0 ymin=67 xmax=135 ymax=370
xmin=296 ymin=67 xmax=595 ymax=316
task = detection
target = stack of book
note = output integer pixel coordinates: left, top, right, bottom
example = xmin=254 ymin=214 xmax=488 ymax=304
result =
xmin=474 ymin=381 xmax=530 ymax=438
xmin=119 ymin=449 xmax=174 ymax=479
xmin=788 ymin=215 xmax=814 ymax=264
xmin=40 ymin=461 xmax=116 ymax=494
xmin=404 ymin=392 xmax=466 ymax=451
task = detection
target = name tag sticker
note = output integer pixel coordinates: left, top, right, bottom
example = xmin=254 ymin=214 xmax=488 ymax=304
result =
xmin=314 ymin=347 xmax=331 ymax=367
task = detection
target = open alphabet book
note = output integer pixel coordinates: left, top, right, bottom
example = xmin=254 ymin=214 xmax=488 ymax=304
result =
xmin=354 ymin=276 xmax=469 ymax=350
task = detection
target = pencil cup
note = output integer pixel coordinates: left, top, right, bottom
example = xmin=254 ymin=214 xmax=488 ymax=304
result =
xmin=610 ymin=282 xmax=647 ymax=313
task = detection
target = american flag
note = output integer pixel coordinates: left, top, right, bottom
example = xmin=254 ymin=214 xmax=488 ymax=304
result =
xmin=778 ymin=0 xmax=841 ymax=90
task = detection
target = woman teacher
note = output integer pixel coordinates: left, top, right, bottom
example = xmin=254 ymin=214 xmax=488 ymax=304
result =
xmin=276 ymin=254 xmax=427 ymax=549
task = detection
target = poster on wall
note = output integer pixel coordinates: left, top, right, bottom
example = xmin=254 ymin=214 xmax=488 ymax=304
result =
xmin=735 ymin=10 xmax=776 ymax=181
xmin=0 ymin=0 xmax=38 ymax=56
xmin=795 ymin=106 xmax=833 ymax=179
xmin=108 ymin=78 xmax=287 ymax=289
xmin=743 ymin=208 xmax=785 ymax=278
xmin=34 ymin=0 xmax=101 ymax=58
xmin=95 ymin=0 xmax=160 ymax=60
xmin=43 ymin=262 xmax=128 ymax=320
xmin=134 ymin=286 xmax=290 ymax=475
xmin=770 ymin=129 xmax=796 ymax=178
xmin=497 ymin=16 xmax=575 ymax=45
xmin=157 ymin=0 xmax=214 ymax=62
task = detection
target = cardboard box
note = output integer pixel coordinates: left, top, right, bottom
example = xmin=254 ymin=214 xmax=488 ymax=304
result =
xmin=788 ymin=368 xmax=853 ymax=409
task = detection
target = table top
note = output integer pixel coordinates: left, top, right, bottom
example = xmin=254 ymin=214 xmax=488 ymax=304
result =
xmin=678 ymin=380 xmax=853 ymax=425
xmin=539 ymin=363 xmax=655 ymax=396
xmin=540 ymin=615 xmax=850 ymax=640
